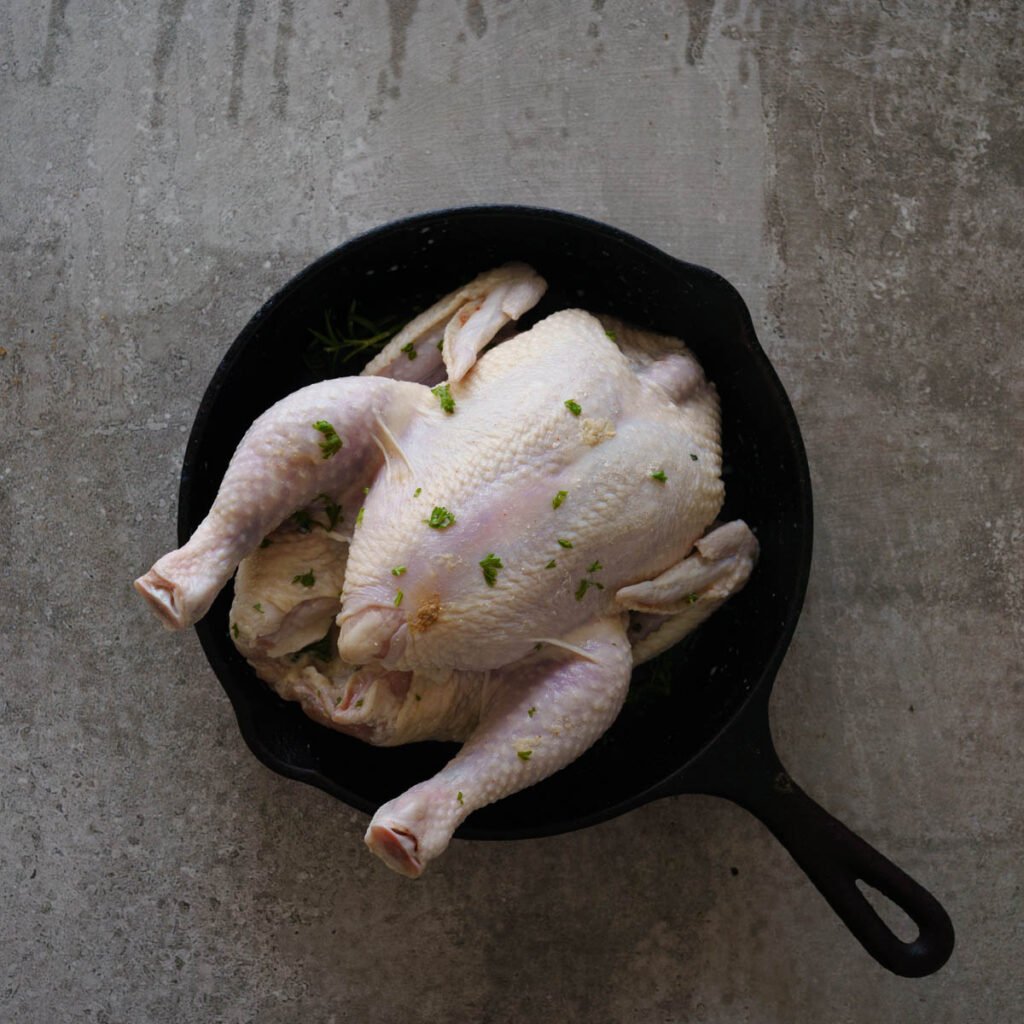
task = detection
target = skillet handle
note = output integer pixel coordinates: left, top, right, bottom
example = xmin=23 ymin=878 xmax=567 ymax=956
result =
xmin=674 ymin=692 xmax=954 ymax=977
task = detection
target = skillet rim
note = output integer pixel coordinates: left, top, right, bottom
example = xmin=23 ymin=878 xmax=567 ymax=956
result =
xmin=181 ymin=204 xmax=814 ymax=840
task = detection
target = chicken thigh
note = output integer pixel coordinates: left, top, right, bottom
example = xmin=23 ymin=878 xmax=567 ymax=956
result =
xmin=135 ymin=264 xmax=757 ymax=877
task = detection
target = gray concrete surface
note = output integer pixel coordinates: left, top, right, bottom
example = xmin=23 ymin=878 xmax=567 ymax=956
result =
xmin=2 ymin=1 xmax=1021 ymax=1020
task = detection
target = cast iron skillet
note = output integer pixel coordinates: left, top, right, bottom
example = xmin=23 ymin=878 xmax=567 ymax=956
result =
xmin=181 ymin=206 xmax=953 ymax=976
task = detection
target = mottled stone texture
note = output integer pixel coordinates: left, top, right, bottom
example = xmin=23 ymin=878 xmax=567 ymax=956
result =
xmin=1 ymin=1 xmax=1021 ymax=1020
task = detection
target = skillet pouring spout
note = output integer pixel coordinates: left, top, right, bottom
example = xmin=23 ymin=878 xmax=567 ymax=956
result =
xmin=666 ymin=682 xmax=955 ymax=977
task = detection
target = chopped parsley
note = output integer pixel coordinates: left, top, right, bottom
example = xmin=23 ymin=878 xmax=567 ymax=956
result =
xmin=317 ymin=493 xmax=343 ymax=530
xmin=253 ymin=603 xmax=263 ymax=613
xmin=356 ymin=507 xmax=365 ymax=526
xmin=231 ymin=622 xmax=239 ymax=639
xmin=687 ymin=592 xmax=699 ymax=604
xmin=517 ymin=750 xmax=533 ymax=762
xmin=414 ymin=693 xmax=422 ymax=702
xmin=564 ymin=398 xmax=582 ymax=416
xmin=587 ymin=560 xmax=602 ymax=573
xmin=394 ymin=590 xmax=404 ymax=607
xmin=437 ymin=336 xmax=444 ymax=351
xmin=431 ymin=382 xmax=455 ymax=414
xmin=425 ymin=506 xmax=456 ymax=529
xmin=414 ymin=487 xmax=422 ymax=497
xmin=391 ymin=566 xmax=407 ymax=576
xmin=292 ymin=508 xmax=314 ymax=533
xmin=605 ymin=328 xmax=617 ymax=342
xmin=291 ymin=632 xmax=333 ymax=662
xmin=400 ymin=342 xmax=417 ymax=360
xmin=292 ymin=569 xmax=316 ymax=588
xmin=457 ymin=791 xmax=464 ymax=805
xmin=650 ymin=469 xmax=668 ymax=482
xmin=527 ymin=707 xmax=536 ymax=718
xmin=690 ymin=453 xmax=699 ymax=462
xmin=355 ymin=699 xmax=364 ymax=708
xmin=313 ymin=420 xmax=343 ymax=459
xmin=557 ymin=538 xmax=573 ymax=549
xmin=294 ymin=495 xmax=343 ymax=532
xmin=363 ymin=486 xmax=370 ymax=495
xmin=575 ymin=579 xmax=603 ymax=600
xmin=544 ymin=559 xmax=557 ymax=569
xmin=552 ymin=490 xmax=567 ymax=509
xmin=479 ymin=553 xmax=503 ymax=587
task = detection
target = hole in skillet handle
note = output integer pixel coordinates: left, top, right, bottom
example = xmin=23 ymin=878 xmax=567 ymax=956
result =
xmin=669 ymin=685 xmax=955 ymax=977
xmin=855 ymin=879 xmax=918 ymax=944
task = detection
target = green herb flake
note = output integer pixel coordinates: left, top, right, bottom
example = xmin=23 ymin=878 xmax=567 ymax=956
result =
xmin=363 ymin=486 xmax=370 ymax=495
xmin=414 ymin=693 xmax=422 ymax=702
xmin=552 ymin=490 xmax=568 ymax=509
xmin=291 ymin=631 xmax=333 ymax=662
xmin=425 ymin=506 xmax=456 ymax=530
xmin=564 ymin=398 xmax=582 ymax=416
xmin=313 ymin=420 xmax=343 ymax=459
xmin=544 ymin=559 xmax=557 ymax=569
xmin=355 ymin=699 xmax=364 ymax=708
xmin=291 ymin=508 xmax=313 ymax=533
xmin=431 ymin=382 xmax=456 ymax=414
xmin=437 ymin=336 xmax=444 ymax=352
xmin=587 ymin=560 xmax=603 ymax=573
xmin=517 ymin=750 xmax=533 ymax=762
xmin=605 ymin=328 xmax=617 ymax=342
xmin=414 ymin=487 xmax=422 ymax=497
xmin=575 ymin=579 xmax=592 ymax=601
xmin=690 ymin=453 xmax=699 ymax=462
xmin=317 ymin=493 xmax=343 ymax=531
xmin=391 ymin=566 xmax=407 ymax=576
xmin=394 ymin=590 xmax=404 ymax=607
xmin=292 ymin=569 xmax=316 ymax=588
xmin=479 ymin=553 xmax=503 ymax=587
xmin=356 ymin=507 xmax=365 ymax=527
xmin=253 ymin=603 xmax=263 ymax=613
xmin=401 ymin=342 xmax=417 ymax=361
xmin=650 ymin=469 xmax=668 ymax=483
xmin=231 ymin=622 xmax=239 ymax=639
xmin=687 ymin=592 xmax=699 ymax=604
xmin=527 ymin=706 xmax=537 ymax=718
xmin=456 ymin=791 xmax=464 ymax=806
xmin=557 ymin=538 xmax=573 ymax=549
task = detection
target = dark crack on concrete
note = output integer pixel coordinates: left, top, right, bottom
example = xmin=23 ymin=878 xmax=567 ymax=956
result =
xmin=271 ymin=0 xmax=296 ymax=120
xmin=684 ymin=0 xmax=714 ymax=65
xmin=38 ymin=0 xmax=71 ymax=86
xmin=151 ymin=0 xmax=189 ymax=129
xmin=227 ymin=0 xmax=255 ymax=125
xmin=466 ymin=0 xmax=488 ymax=39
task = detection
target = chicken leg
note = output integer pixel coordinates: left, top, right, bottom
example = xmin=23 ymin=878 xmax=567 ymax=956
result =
xmin=365 ymin=614 xmax=632 ymax=877
xmin=134 ymin=376 xmax=432 ymax=629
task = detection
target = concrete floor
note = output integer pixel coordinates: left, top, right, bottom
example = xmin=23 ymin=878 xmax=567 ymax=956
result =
xmin=2 ymin=1 xmax=1022 ymax=1020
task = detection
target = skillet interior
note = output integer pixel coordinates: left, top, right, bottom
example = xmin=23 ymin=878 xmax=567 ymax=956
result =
xmin=184 ymin=206 xmax=812 ymax=839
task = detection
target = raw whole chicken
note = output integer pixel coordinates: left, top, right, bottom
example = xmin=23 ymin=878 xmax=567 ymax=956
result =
xmin=135 ymin=264 xmax=758 ymax=877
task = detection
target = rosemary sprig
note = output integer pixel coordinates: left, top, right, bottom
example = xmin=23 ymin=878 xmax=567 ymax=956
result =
xmin=305 ymin=301 xmax=403 ymax=373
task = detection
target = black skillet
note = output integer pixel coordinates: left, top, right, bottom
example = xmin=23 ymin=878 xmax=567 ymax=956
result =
xmin=181 ymin=206 xmax=954 ymax=977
